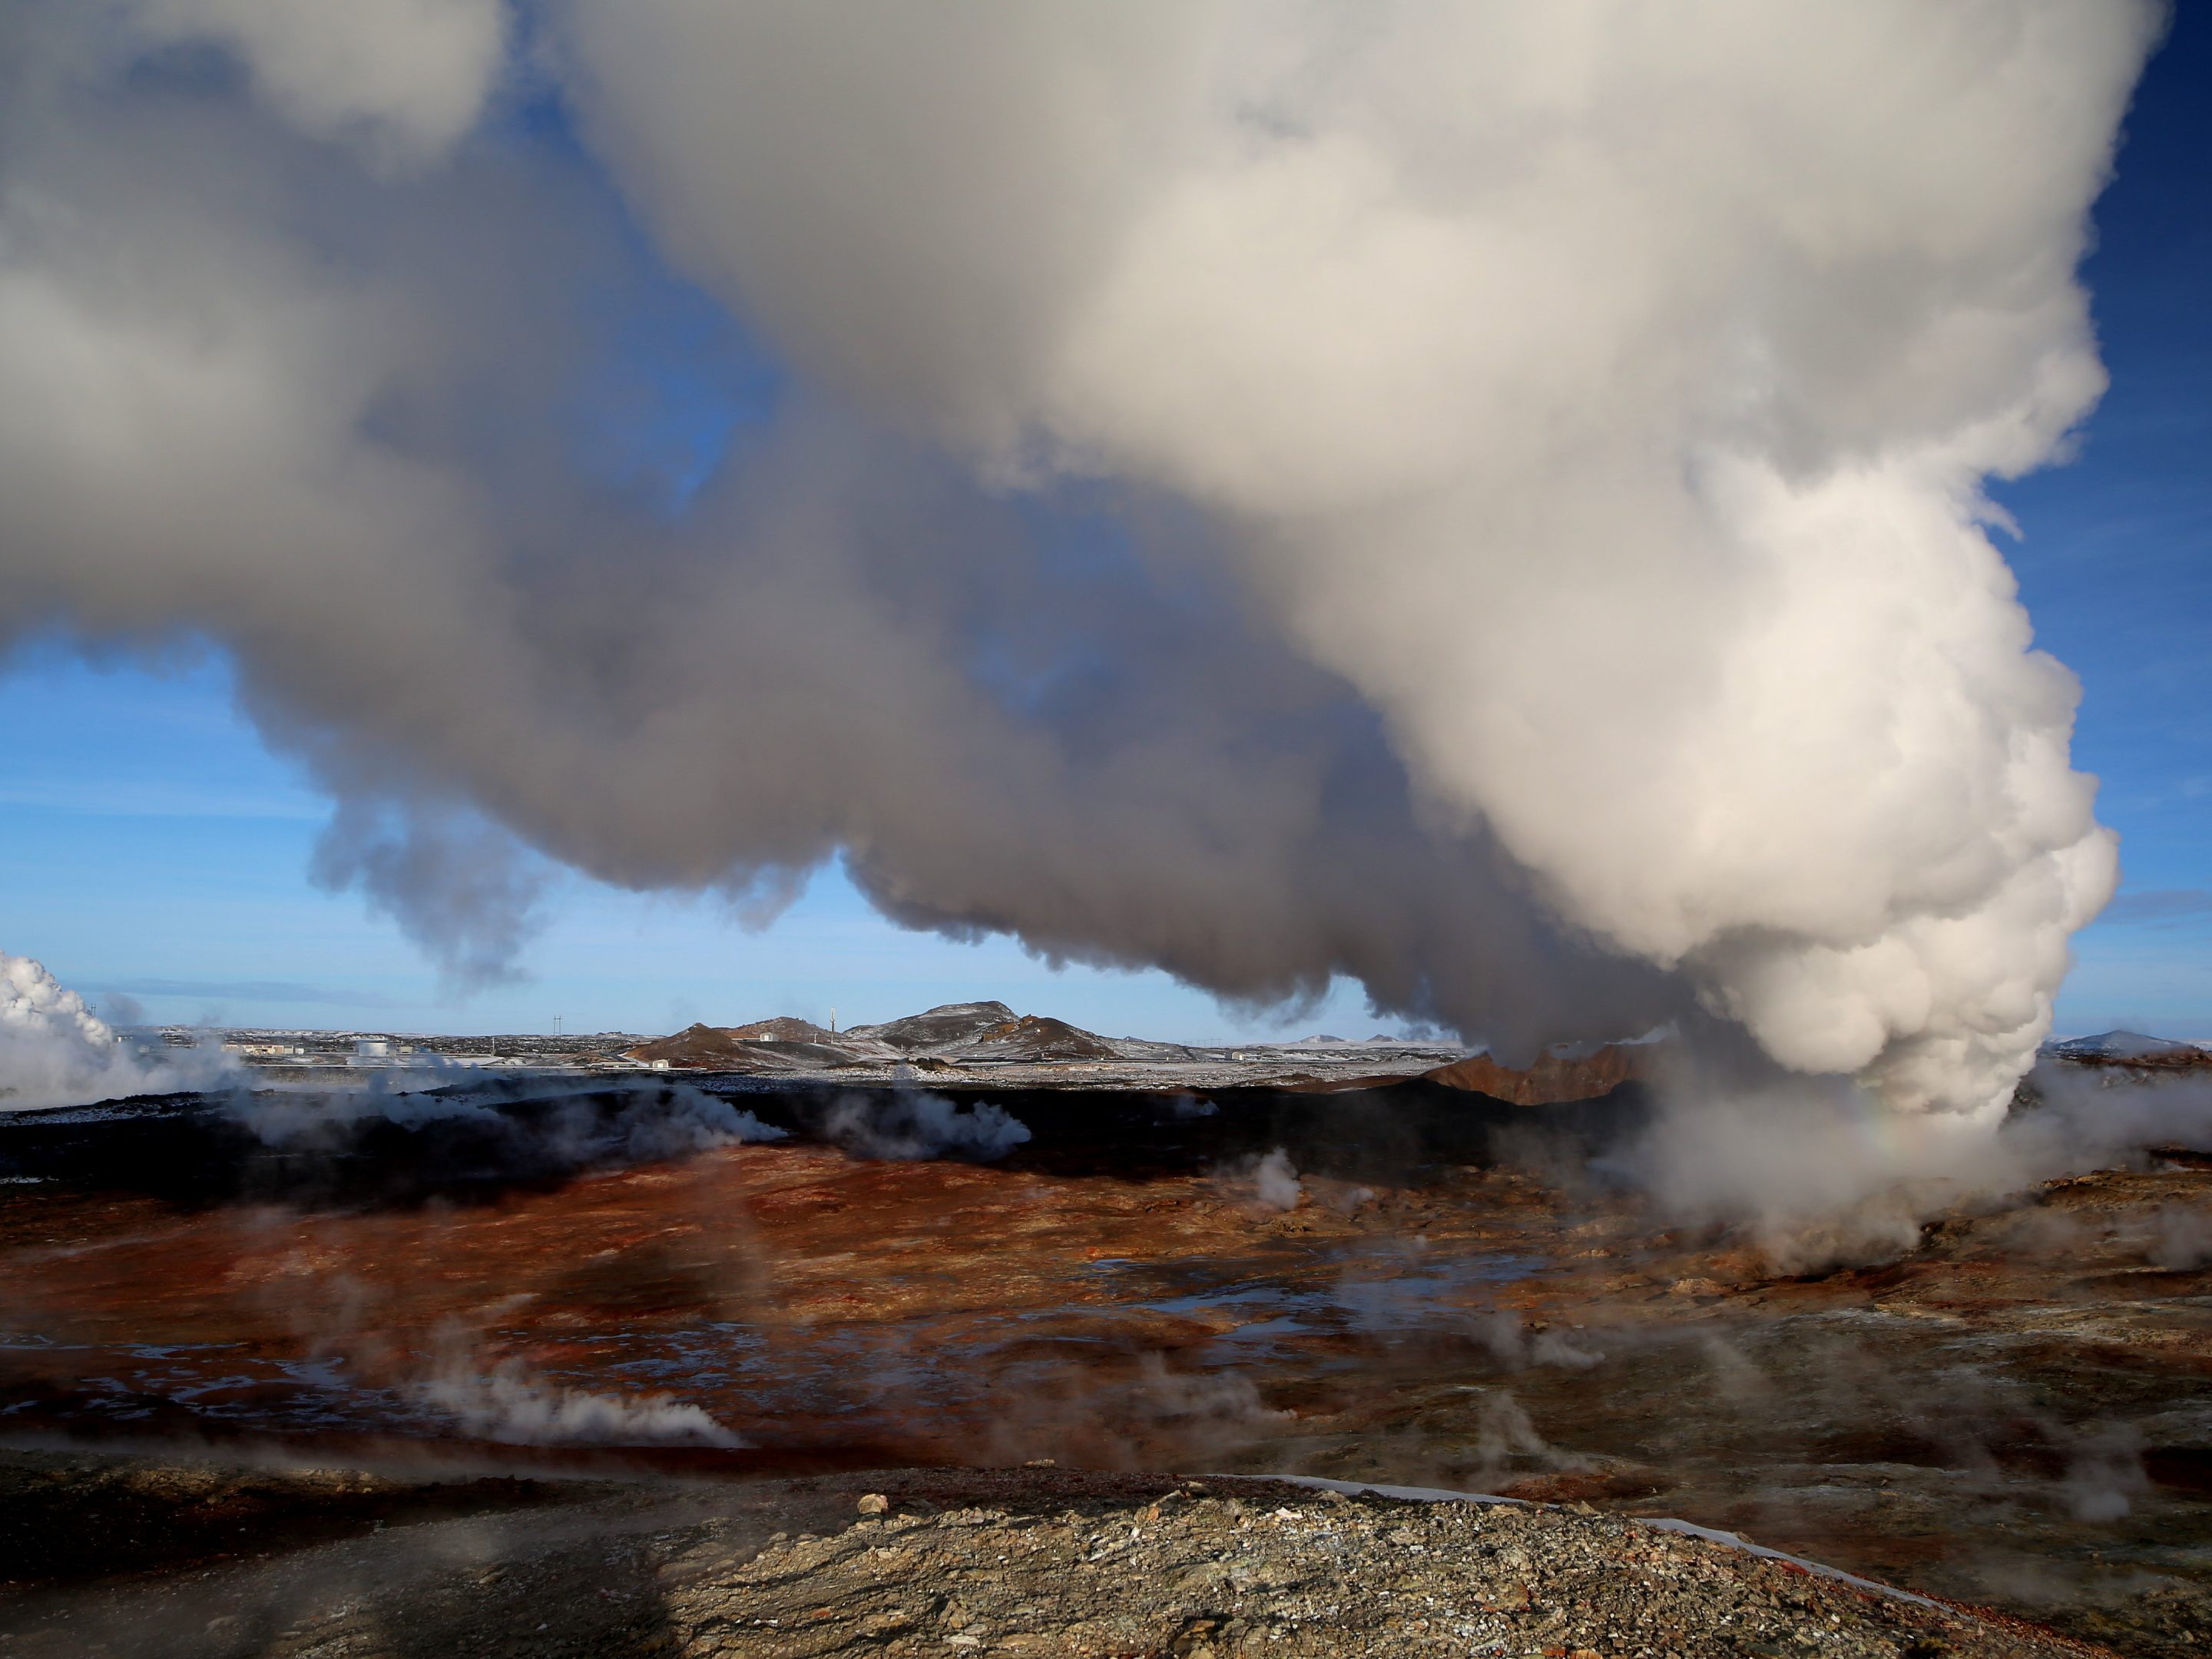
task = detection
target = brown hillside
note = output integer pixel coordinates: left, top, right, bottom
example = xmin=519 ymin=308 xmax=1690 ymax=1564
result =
xmin=960 ymin=1015 xmax=1121 ymax=1061
xmin=624 ymin=1025 xmax=803 ymax=1071
xmin=1424 ymin=1042 xmax=1656 ymax=1104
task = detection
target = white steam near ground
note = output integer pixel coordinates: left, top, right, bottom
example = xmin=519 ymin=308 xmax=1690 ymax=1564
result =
xmin=1629 ymin=1052 xmax=2212 ymax=1270
xmin=416 ymin=1350 xmax=744 ymax=1449
xmin=230 ymin=1068 xmax=789 ymax=1163
xmin=1219 ymin=1147 xmax=1304 ymax=1214
xmin=0 ymin=950 xmax=237 ymax=1109
xmin=0 ymin=8 xmax=2171 ymax=1151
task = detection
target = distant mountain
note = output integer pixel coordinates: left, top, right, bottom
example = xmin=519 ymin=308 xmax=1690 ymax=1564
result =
xmin=624 ymin=1023 xmax=868 ymax=1071
xmin=2045 ymin=1031 xmax=2210 ymax=1068
xmin=726 ymin=1016 xmax=840 ymax=1045
xmin=625 ymin=1002 xmax=1671 ymax=1098
xmin=843 ymin=1002 xmax=1125 ymax=1061
xmin=843 ymin=1002 xmax=1016 ymax=1053
xmin=630 ymin=1002 xmax=1150 ymax=1071
xmin=958 ymin=1015 xmax=1123 ymax=1061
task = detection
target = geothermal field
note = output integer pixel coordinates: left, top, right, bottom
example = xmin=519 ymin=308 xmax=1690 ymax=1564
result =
xmin=5 ymin=4 xmax=2210 ymax=1657
xmin=0 ymin=1006 xmax=2207 ymax=1656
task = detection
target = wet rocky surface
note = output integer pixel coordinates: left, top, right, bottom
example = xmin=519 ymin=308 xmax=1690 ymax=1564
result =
xmin=0 ymin=1455 xmax=2133 ymax=1657
xmin=0 ymin=1076 xmax=2206 ymax=1653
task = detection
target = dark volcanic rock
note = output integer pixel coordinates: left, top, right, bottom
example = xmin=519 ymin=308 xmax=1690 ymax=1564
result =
xmin=0 ymin=1080 xmax=772 ymax=1208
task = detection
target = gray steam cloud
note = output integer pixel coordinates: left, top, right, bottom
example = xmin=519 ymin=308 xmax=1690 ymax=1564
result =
xmin=820 ymin=1091 xmax=1032 ymax=1162
xmin=0 ymin=4 xmax=2164 ymax=1115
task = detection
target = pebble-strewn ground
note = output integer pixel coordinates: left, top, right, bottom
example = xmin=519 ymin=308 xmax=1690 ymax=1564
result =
xmin=0 ymin=1457 xmax=2120 ymax=1658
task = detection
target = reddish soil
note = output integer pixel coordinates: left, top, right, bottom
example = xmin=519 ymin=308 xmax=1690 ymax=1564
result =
xmin=1421 ymin=1043 xmax=1659 ymax=1104
xmin=0 ymin=1082 xmax=2206 ymax=1654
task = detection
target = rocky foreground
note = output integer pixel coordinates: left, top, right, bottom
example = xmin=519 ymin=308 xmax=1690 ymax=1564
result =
xmin=0 ymin=1453 xmax=2117 ymax=1658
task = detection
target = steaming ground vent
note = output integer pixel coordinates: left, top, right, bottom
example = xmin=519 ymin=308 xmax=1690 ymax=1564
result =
xmin=2 ymin=1039 xmax=2210 ymax=1654
xmin=0 ymin=4 xmax=2199 ymax=1654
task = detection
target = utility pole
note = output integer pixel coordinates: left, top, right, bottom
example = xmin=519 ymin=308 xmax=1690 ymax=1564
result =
xmin=830 ymin=1007 xmax=837 ymax=1035
xmin=552 ymin=1015 xmax=562 ymax=1038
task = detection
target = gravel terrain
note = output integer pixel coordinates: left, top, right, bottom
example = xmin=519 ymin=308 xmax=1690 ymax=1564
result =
xmin=0 ymin=1453 xmax=2119 ymax=1658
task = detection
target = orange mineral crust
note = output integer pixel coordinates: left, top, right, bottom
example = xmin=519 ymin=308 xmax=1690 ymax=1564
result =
xmin=1 ymin=1084 xmax=2208 ymax=1652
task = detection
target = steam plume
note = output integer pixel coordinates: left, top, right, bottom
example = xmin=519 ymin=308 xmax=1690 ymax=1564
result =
xmin=416 ymin=1353 xmax=743 ymax=1448
xmin=820 ymin=1091 xmax=1032 ymax=1162
xmin=0 ymin=950 xmax=233 ymax=1109
xmin=0 ymin=4 xmax=2164 ymax=1112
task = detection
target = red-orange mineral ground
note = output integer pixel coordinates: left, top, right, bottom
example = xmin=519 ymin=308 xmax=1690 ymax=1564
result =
xmin=0 ymin=1076 xmax=2207 ymax=1654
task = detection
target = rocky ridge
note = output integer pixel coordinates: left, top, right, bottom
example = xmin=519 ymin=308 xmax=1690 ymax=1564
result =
xmin=2045 ymin=1031 xmax=2212 ymax=1071
xmin=622 ymin=1002 xmax=1664 ymax=1103
xmin=623 ymin=1002 xmax=1460 ymax=1089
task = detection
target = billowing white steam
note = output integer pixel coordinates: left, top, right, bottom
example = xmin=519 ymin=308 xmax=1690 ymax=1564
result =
xmin=0 ymin=951 xmax=230 ymax=1110
xmin=0 ymin=4 xmax=2162 ymax=1114
xmin=573 ymin=2 xmax=2151 ymax=1113
xmin=1629 ymin=1054 xmax=2212 ymax=1272
xmin=416 ymin=1353 xmax=743 ymax=1447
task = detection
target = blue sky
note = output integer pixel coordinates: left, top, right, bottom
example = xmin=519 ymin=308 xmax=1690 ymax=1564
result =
xmin=1992 ymin=8 xmax=2212 ymax=1038
xmin=2 ymin=16 xmax=2208 ymax=1043
xmin=0 ymin=642 xmax=1379 ymax=1041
